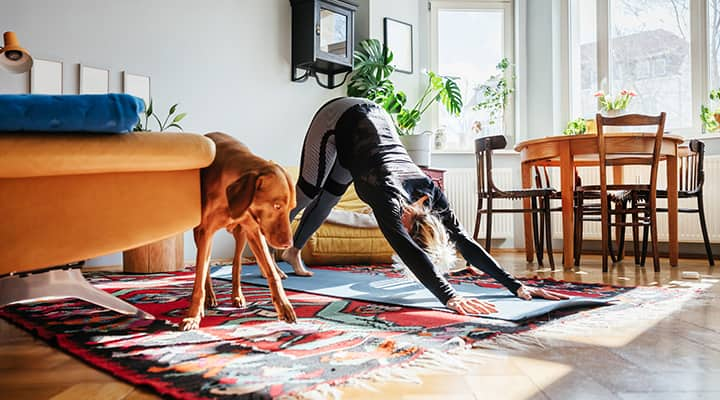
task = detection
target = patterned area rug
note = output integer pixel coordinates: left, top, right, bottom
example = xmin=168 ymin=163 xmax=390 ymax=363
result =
xmin=0 ymin=265 xmax=693 ymax=399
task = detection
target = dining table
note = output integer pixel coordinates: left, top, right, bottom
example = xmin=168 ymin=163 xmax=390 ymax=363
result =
xmin=514 ymin=133 xmax=684 ymax=269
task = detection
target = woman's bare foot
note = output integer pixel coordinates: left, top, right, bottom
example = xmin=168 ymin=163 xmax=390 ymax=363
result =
xmin=280 ymin=247 xmax=313 ymax=276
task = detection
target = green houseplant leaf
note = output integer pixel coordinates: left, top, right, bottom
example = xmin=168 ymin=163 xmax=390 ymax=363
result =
xmin=348 ymin=39 xmax=395 ymax=100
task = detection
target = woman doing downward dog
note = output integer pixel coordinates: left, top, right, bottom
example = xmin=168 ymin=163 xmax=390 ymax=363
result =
xmin=281 ymin=97 xmax=568 ymax=314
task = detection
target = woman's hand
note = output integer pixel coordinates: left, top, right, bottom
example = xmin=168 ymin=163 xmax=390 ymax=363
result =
xmin=446 ymin=296 xmax=498 ymax=315
xmin=516 ymin=285 xmax=570 ymax=301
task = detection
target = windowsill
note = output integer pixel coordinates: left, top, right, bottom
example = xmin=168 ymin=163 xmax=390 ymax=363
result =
xmin=432 ymin=149 xmax=519 ymax=155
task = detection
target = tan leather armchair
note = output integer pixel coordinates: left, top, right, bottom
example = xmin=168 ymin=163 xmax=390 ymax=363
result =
xmin=0 ymin=132 xmax=215 ymax=316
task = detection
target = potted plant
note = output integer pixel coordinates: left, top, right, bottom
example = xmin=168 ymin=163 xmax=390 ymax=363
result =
xmin=472 ymin=58 xmax=515 ymax=134
xmin=700 ymin=89 xmax=720 ymax=133
xmin=134 ymin=99 xmax=187 ymax=132
xmin=347 ymin=39 xmax=462 ymax=166
xmin=562 ymin=117 xmax=588 ymax=136
xmin=124 ymin=100 xmax=189 ymax=273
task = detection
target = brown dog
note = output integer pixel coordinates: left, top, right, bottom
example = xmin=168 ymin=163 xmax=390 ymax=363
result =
xmin=180 ymin=132 xmax=297 ymax=331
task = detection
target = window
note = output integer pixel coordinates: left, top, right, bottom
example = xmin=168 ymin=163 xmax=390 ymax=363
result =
xmin=570 ymin=0 xmax=717 ymax=134
xmin=711 ymin=0 xmax=720 ymax=91
xmin=431 ymin=0 xmax=513 ymax=151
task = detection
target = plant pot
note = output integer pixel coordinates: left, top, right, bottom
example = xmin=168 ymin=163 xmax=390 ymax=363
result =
xmin=714 ymin=113 xmax=720 ymax=125
xmin=400 ymin=133 xmax=433 ymax=167
xmin=123 ymin=233 xmax=185 ymax=273
xmin=602 ymin=109 xmax=627 ymax=132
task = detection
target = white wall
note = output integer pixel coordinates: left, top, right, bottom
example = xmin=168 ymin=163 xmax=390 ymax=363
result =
xmin=368 ymin=0 xmax=422 ymax=108
xmin=0 ymin=0 xmax=423 ymax=265
xmin=0 ymin=0 xmax=348 ymax=265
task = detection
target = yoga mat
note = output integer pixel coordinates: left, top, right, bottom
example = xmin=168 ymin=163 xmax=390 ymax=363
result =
xmin=211 ymin=263 xmax=614 ymax=322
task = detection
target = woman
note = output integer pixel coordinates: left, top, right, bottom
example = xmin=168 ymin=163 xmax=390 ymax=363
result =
xmin=281 ymin=97 xmax=568 ymax=315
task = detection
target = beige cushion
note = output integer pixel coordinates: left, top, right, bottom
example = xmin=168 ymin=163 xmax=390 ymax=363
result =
xmin=284 ymin=167 xmax=393 ymax=265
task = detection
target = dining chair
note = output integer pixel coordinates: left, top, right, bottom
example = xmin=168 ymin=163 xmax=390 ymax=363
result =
xmin=640 ymin=139 xmax=714 ymax=266
xmin=532 ymin=165 xmax=626 ymax=267
xmin=574 ymin=112 xmax=667 ymax=272
xmin=473 ymin=135 xmax=556 ymax=268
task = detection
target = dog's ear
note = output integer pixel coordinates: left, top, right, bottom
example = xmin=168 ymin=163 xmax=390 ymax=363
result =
xmin=226 ymin=172 xmax=259 ymax=218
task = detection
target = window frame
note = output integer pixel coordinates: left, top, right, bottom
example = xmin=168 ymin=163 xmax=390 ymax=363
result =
xmin=429 ymin=0 xmax=515 ymax=151
xmin=567 ymin=0 xmax=712 ymax=136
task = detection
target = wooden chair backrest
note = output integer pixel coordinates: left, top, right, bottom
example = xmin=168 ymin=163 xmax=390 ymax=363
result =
xmin=595 ymin=112 xmax=667 ymax=194
xmin=678 ymin=139 xmax=706 ymax=194
xmin=474 ymin=135 xmax=508 ymax=196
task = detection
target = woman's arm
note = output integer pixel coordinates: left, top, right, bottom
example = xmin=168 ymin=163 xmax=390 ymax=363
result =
xmin=373 ymin=200 xmax=458 ymax=305
xmin=431 ymin=188 xmax=523 ymax=295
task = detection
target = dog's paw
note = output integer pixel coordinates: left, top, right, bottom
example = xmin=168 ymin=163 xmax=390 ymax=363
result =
xmin=205 ymin=293 xmax=218 ymax=308
xmin=232 ymin=295 xmax=247 ymax=308
xmin=274 ymin=300 xmax=297 ymax=323
xmin=180 ymin=317 xmax=201 ymax=331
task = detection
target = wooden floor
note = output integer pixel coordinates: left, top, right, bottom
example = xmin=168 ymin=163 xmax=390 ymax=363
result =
xmin=1 ymin=254 xmax=718 ymax=400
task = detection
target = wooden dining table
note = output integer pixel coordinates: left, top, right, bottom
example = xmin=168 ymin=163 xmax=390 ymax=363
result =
xmin=514 ymin=133 xmax=684 ymax=269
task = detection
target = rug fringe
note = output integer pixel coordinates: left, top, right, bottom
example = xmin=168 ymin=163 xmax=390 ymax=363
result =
xmin=285 ymin=281 xmax=712 ymax=399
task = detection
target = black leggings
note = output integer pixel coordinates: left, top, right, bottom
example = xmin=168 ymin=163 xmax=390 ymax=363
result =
xmin=290 ymin=99 xmax=363 ymax=248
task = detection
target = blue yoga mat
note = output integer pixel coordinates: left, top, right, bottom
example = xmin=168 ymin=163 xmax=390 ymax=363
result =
xmin=211 ymin=262 xmax=614 ymax=322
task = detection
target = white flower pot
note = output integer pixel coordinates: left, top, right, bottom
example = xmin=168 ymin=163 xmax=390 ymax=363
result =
xmin=400 ymin=133 xmax=433 ymax=167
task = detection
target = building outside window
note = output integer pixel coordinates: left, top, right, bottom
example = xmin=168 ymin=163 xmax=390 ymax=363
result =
xmin=570 ymin=0 xmax=718 ymax=134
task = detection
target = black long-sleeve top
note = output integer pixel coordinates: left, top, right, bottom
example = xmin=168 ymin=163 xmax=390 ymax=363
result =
xmin=332 ymin=100 xmax=523 ymax=304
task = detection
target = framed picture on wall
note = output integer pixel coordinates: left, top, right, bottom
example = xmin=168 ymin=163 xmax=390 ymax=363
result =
xmin=383 ymin=17 xmax=413 ymax=74
xmin=30 ymin=59 xmax=63 ymax=94
xmin=79 ymin=64 xmax=109 ymax=94
xmin=123 ymin=71 xmax=151 ymax=110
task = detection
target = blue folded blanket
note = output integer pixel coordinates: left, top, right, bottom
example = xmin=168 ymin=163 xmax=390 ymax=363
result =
xmin=0 ymin=94 xmax=144 ymax=133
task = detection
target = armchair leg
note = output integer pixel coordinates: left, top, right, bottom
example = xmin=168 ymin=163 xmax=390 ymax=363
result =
xmin=0 ymin=267 xmax=154 ymax=319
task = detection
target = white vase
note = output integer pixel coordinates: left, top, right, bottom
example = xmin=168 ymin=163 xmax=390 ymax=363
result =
xmin=400 ymin=133 xmax=433 ymax=167
xmin=601 ymin=109 xmax=626 ymax=132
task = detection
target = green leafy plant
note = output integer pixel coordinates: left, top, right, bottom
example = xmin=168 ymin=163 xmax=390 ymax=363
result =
xmin=700 ymin=89 xmax=720 ymax=133
xmin=562 ymin=117 xmax=588 ymax=136
xmin=594 ymin=89 xmax=637 ymax=112
xmin=347 ymin=39 xmax=463 ymax=135
xmin=394 ymin=71 xmax=462 ymax=135
xmin=472 ymin=58 xmax=515 ymax=126
xmin=134 ymin=99 xmax=187 ymax=132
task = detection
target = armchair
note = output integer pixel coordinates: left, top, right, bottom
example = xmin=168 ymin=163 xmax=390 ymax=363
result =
xmin=0 ymin=132 xmax=215 ymax=316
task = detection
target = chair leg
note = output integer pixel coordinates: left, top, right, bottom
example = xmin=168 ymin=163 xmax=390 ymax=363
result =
xmin=697 ymin=195 xmax=715 ymax=266
xmin=485 ymin=199 xmax=493 ymax=252
xmin=605 ymin=212 xmax=614 ymax=268
xmin=615 ymin=200 xmax=627 ymax=262
xmin=650 ymin=204 xmax=660 ymax=272
xmin=574 ymin=201 xmax=584 ymax=267
xmin=601 ymin=199 xmax=609 ymax=273
xmin=473 ymin=197 xmax=483 ymax=242
xmin=641 ymin=221 xmax=649 ymax=267
xmin=544 ymin=198 xmax=556 ymax=270
xmin=531 ymin=197 xmax=543 ymax=266
xmin=632 ymin=196 xmax=641 ymax=265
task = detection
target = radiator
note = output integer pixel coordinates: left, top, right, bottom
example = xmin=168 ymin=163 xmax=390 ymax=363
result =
xmin=550 ymin=155 xmax=720 ymax=242
xmin=443 ymin=168 xmax=513 ymax=239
